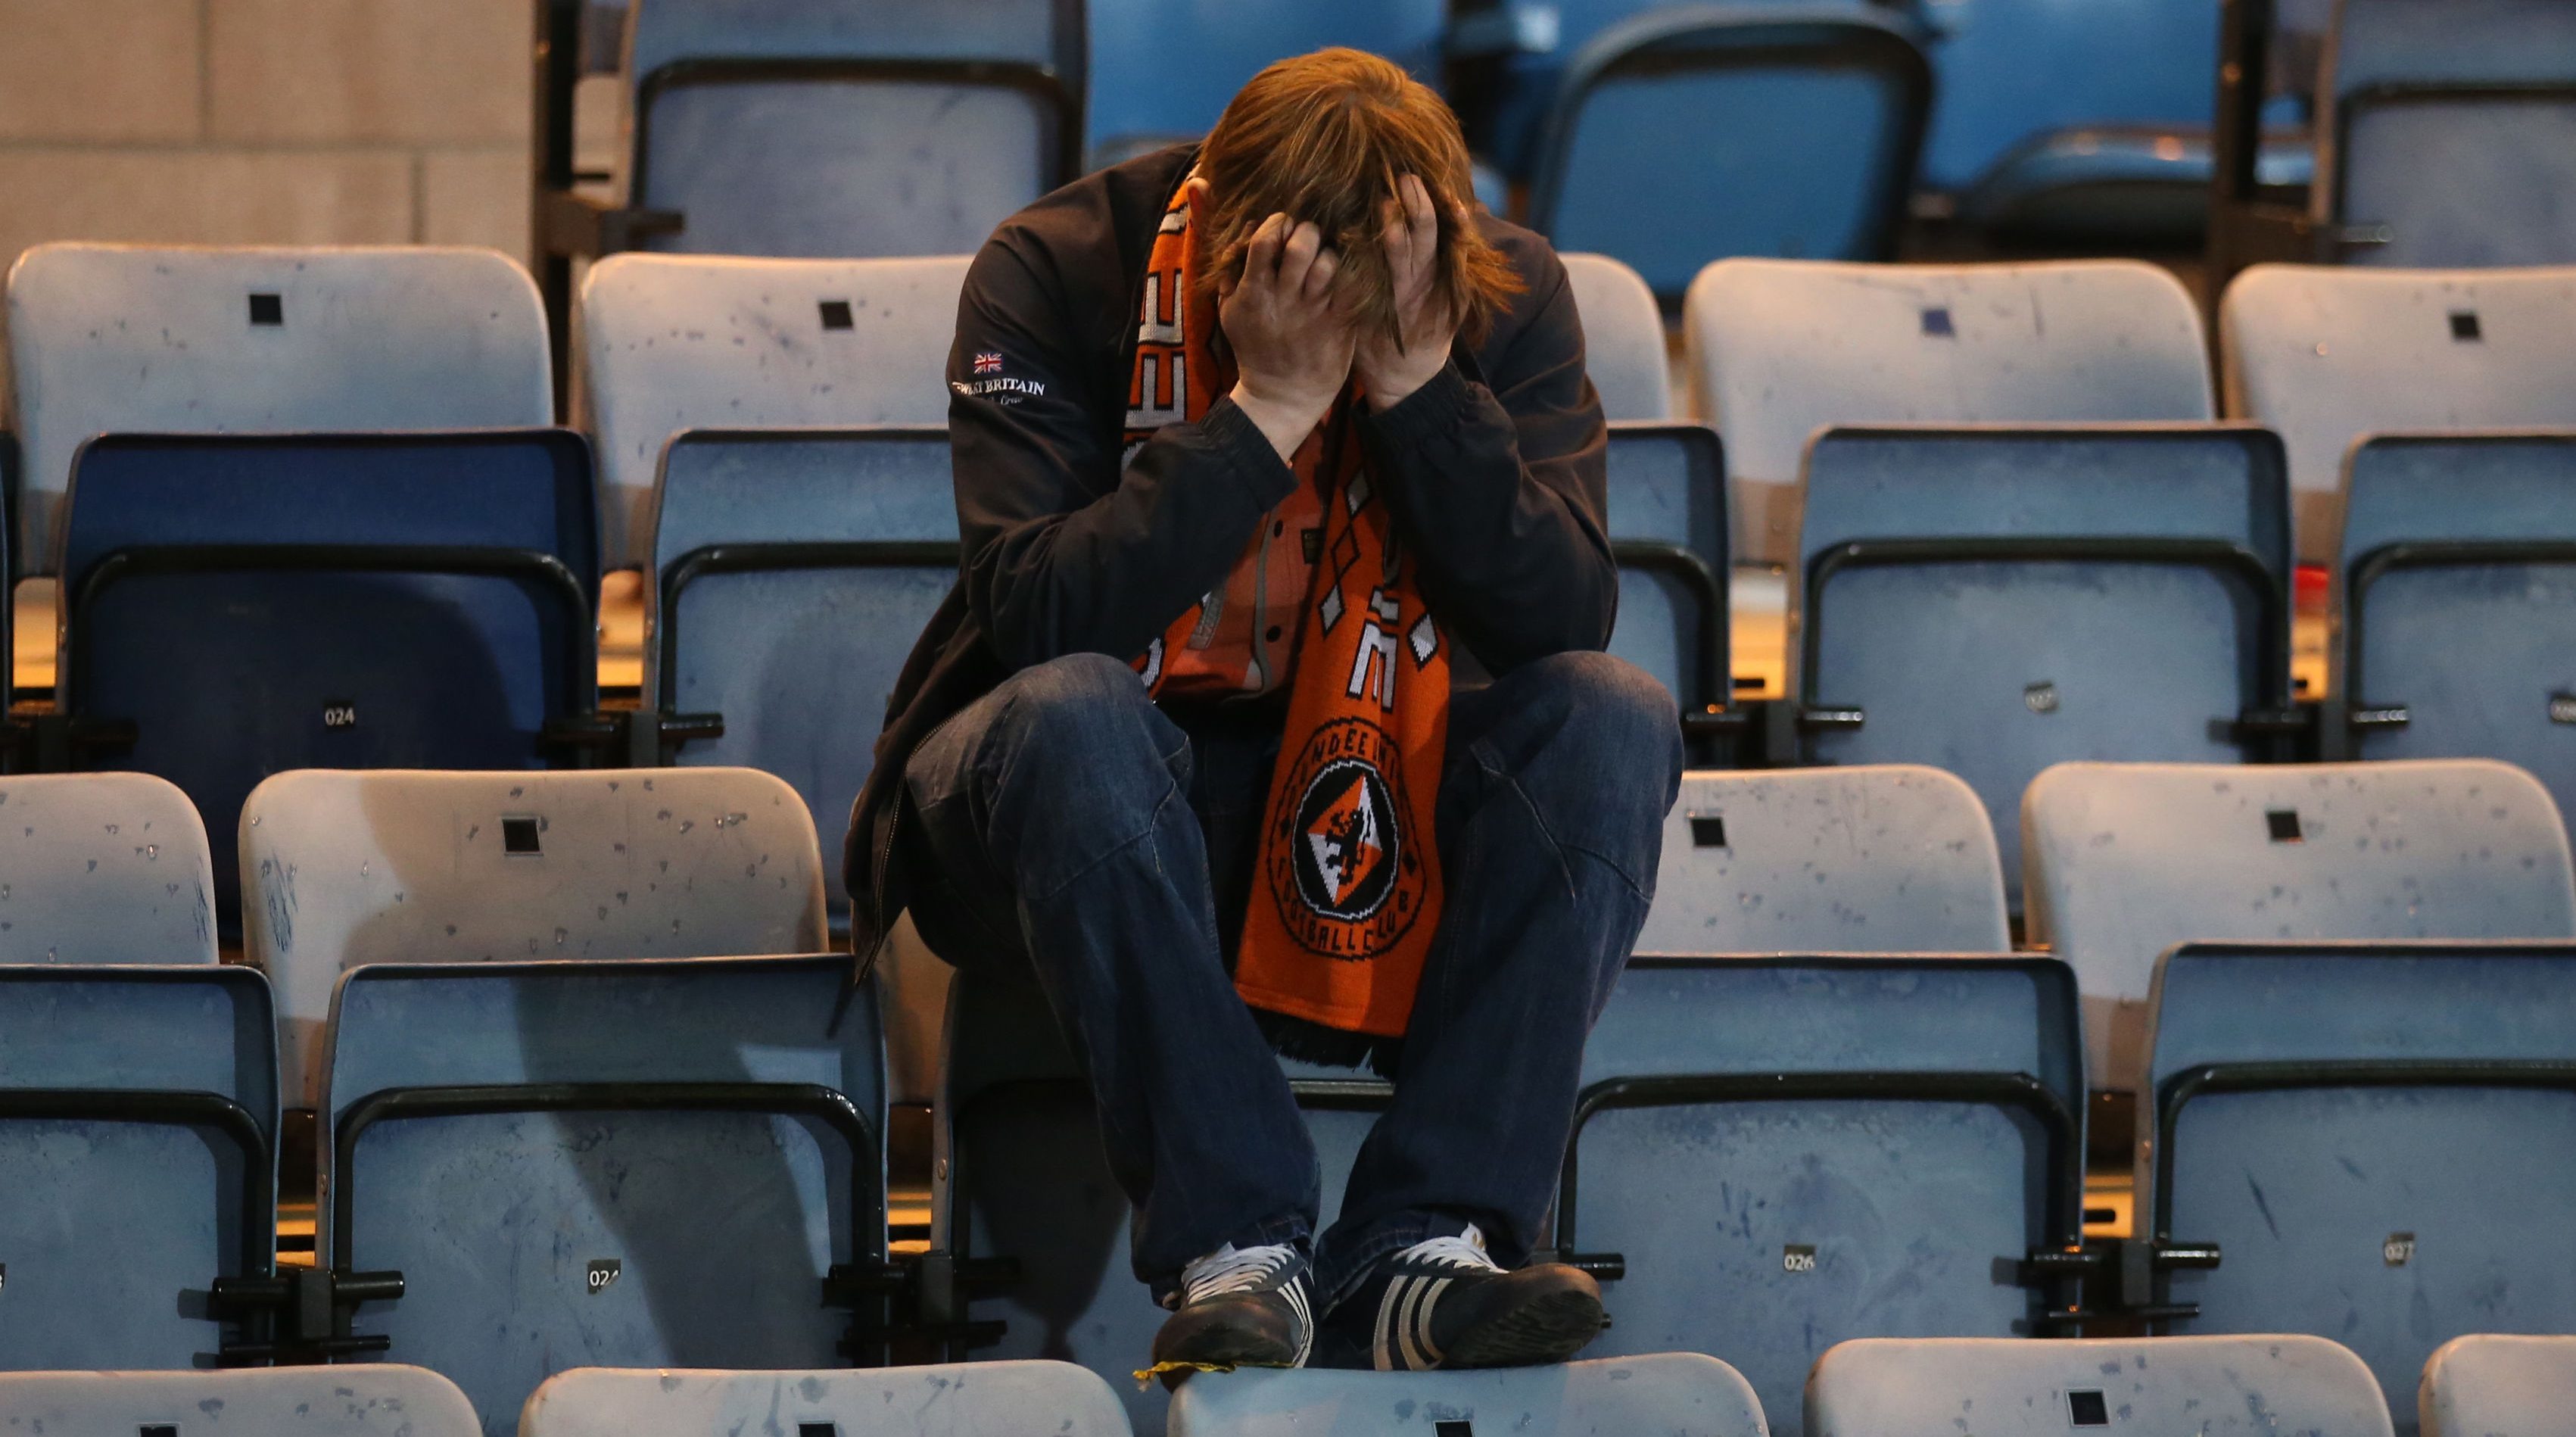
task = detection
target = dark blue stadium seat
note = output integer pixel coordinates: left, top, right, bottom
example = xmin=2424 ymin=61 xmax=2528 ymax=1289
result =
xmin=645 ymin=429 xmax=956 ymax=919
xmin=2319 ymin=0 xmax=2576 ymax=267
xmin=1601 ymin=422 xmax=1730 ymax=737
xmin=318 ymin=955 xmax=885 ymax=1437
xmin=1562 ymin=955 xmax=2085 ymax=1437
xmin=2333 ymin=433 xmax=2576 ymax=820
xmin=621 ymin=0 xmax=1085 ymax=258
xmin=924 ymin=970 xmax=1381 ymax=1434
xmin=1793 ymin=424 xmax=2294 ymax=909
xmin=1086 ymin=0 xmax=1447 ymax=165
xmin=0 ymin=964 xmax=277 ymax=1367
xmin=2143 ymin=941 xmax=2576 ymax=1435
xmin=1527 ymin=5 xmax=1932 ymax=304
xmin=55 ymin=431 xmax=602 ymax=935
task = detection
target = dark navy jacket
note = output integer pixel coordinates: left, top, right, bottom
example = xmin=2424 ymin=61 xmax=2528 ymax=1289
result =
xmin=846 ymin=143 xmax=1614 ymax=965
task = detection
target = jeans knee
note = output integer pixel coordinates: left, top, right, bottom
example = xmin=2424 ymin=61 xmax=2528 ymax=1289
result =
xmin=984 ymin=652 xmax=1179 ymax=809
xmin=1523 ymin=651 xmax=1684 ymax=781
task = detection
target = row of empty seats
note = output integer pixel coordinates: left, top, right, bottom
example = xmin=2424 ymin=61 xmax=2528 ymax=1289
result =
xmin=8 ymin=245 xmax=2573 ymax=943
xmin=9 ymin=1333 xmax=2575 ymax=1436
xmin=5 ymin=757 xmax=2568 ymax=1432
xmin=552 ymin=0 xmax=2576 ymax=304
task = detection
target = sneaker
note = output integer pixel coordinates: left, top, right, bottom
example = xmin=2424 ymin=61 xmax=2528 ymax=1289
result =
xmin=1148 ymin=1242 xmax=1316 ymax=1373
xmin=1344 ymin=1224 xmax=1606 ymax=1371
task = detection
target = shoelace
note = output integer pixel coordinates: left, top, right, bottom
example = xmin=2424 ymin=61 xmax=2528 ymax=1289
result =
xmin=1178 ymin=1242 xmax=1300 ymax=1307
xmin=1399 ymin=1226 xmax=1501 ymax=1274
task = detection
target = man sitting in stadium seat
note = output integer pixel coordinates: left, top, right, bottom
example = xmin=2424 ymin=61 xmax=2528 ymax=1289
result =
xmin=848 ymin=48 xmax=1682 ymax=1375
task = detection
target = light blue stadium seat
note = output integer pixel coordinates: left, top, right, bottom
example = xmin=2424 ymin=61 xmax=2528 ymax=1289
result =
xmin=619 ymin=0 xmax=1082 ymax=260
xmin=1685 ymin=258 xmax=2214 ymax=566
xmin=1600 ymin=422 xmax=1727 ymax=728
xmin=1637 ymin=765 xmax=2009 ymax=955
xmin=2421 ymin=1334 xmax=2576 ymax=1437
xmin=2023 ymin=759 xmax=2576 ymax=1091
xmin=317 ymin=955 xmax=884 ymax=1437
xmin=2 ymin=243 xmax=552 ymax=572
xmin=641 ymin=429 xmax=956 ymax=921
xmin=1086 ymin=0 xmax=1446 ymax=165
xmin=925 ymin=970 xmax=1384 ymax=1435
xmin=1560 ymin=253 xmax=1669 ymax=422
xmin=1795 ymin=424 xmax=2294 ymax=913
xmin=522 ymin=1362 xmax=1134 ymax=1437
xmin=1564 ymin=956 xmax=2085 ymax=1437
xmin=1168 ymin=1353 xmax=1766 ymax=1435
xmin=2141 ymin=942 xmax=2576 ymax=1434
xmin=2317 ymin=0 xmax=2576 ymax=268
xmin=240 ymin=766 xmax=827 ymax=1110
xmin=1808 ymin=1333 xmax=2394 ymax=1437
xmin=1529 ymin=7 xmax=1931 ymax=308
xmin=0 ymin=965 xmax=276 ymax=1367
xmin=577 ymin=253 xmax=966 ymax=568
xmin=55 ymin=431 xmax=601 ymax=939
xmin=0 ymin=773 xmax=215 ymax=962
xmin=2219 ymin=263 xmax=2576 ymax=564
xmin=2333 ymin=433 xmax=2576 ymax=819
xmin=0 ymin=1367 xmax=479 ymax=1437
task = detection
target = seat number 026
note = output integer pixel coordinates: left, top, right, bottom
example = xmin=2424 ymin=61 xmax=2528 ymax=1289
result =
xmin=1782 ymin=1245 xmax=1818 ymax=1273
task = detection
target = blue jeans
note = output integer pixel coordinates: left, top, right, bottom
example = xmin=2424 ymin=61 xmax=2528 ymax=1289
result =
xmin=901 ymin=649 xmax=1682 ymax=1311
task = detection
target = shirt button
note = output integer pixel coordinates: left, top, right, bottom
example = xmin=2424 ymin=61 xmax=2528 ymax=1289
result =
xmin=1266 ymin=625 xmax=1283 ymax=642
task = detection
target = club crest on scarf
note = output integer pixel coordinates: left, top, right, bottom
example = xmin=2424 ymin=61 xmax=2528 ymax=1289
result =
xmin=1123 ymin=176 xmax=1450 ymax=1039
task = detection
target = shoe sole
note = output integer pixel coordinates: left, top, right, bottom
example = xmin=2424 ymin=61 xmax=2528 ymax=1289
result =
xmin=1437 ymin=1285 xmax=1606 ymax=1369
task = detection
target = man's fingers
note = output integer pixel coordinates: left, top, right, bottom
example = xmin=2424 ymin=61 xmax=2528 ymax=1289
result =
xmin=1300 ymin=245 xmax=1341 ymax=304
xmin=1242 ymin=212 xmax=1288 ymax=289
xmin=1401 ymin=173 xmax=1437 ymax=240
xmin=1276 ymin=220 xmax=1325 ymax=294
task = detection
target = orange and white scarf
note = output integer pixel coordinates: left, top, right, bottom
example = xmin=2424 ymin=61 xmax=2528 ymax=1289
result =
xmin=1126 ymin=179 xmax=1448 ymax=1039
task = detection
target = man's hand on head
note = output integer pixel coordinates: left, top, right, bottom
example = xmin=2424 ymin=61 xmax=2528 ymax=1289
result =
xmin=1357 ymin=174 xmax=1461 ymax=413
xmin=1209 ymin=186 xmax=1357 ymax=461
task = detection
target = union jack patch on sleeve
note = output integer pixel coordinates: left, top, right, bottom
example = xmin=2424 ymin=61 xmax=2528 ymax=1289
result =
xmin=972 ymin=351 xmax=1005 ymax=375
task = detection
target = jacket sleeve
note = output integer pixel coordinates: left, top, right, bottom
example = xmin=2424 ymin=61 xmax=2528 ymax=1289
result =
xmin=1360 ymin=248 xmax=1617 ymax=672
xmin=946 ymin=235 xmax=1299 ymax=673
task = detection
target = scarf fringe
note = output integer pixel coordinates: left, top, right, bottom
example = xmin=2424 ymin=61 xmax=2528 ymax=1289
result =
xmin=1255 ymin=1006 xmax=1404 ymax=1080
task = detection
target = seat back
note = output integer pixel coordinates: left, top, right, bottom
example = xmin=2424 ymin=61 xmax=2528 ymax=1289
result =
xmin=1168 ymin=1354 xmax=1767 ymax=1436
xmin=522 ymin=1363 xmax=1133 ymax=1437
xmin=2420 ymin=1334 xmax=2576 ymax=1437
xmin=1562 ymin=252 xmax=1670 ymax=421
xmin=1086 ymin=0 xmax=1445 ymax=161
xmin=320 ymin=955 xmax=883 ymax=1437
xmin=578 ymin=254 xmax=967 ymax=566
xmin=241 ymin=765 xmax=825 ymax=1109
xmin=0 ymin=773 xmax=216 ymax=962
xmin=0 ymin=965 xmax=276 ymax=1368
xmin=1602 ymin=422 xmax=1727 ymax=720
xmin=1807 ymin=1334 xmax=2394 ymax=1437
xmin=932 ymin=971 xmax=1383 ymax=1435
xmin=2 ymin=243 xmax=551 ymax=565
xmin=645 ymin=429 xmax=957 ymax=922
xmin=2024 ymin=759 xmax=2576 ymax=1089
xmin=2220 ymin=264 xmax=2576 ymax=562
xmin=1798 ymin=424 xmax=2292 ymax=908
xmin=2319 ymin=0 xmax=2576 ymax=269
xmin=58 ymin=432 xmax=600 ymax=938
xmin=2335 ymin=433 xmax=2576 ymax=818
xmin=2144 ymin=943 xmax=2576 ymax=1433
xmin=1916 ymin=0 xmax=2220 ymax=193
xmin=1639 ymin=765 xmax=2009 ymax=954
xmin=621 ymin=0 xmax=1082 ymax=260
xmin=0 ymin=1367 xmax=480 ymax=1437
xmin=1687 ymin=258 xmax=2213 ymax=564
xmin=1532 ymin=8 xmax=1932 ymax=308
xmin=1568 ymin=956 xmax=2085 ymax=1437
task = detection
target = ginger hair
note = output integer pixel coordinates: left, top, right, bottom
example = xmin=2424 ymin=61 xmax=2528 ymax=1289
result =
xmin=1195 ymin=48 xmax=1524 ymax=351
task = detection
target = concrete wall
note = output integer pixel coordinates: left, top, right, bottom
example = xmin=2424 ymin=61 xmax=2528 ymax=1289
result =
xmin=0 ymin=0 xmax=534 ymax=276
